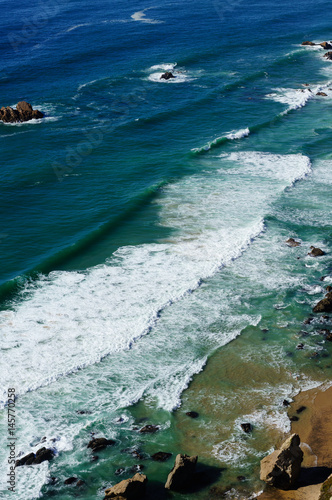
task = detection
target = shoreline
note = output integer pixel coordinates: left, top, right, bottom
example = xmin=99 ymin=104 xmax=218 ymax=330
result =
xmin=258 ymin=382 xmax=332 ymax=499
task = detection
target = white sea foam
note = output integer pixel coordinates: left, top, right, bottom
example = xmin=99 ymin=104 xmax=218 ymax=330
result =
xmin=131 ymin=8 xmax=163 ymax=24
xmin=266 ymin=82 xmax=332 ymax=114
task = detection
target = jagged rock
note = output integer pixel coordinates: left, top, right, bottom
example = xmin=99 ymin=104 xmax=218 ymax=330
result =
xmin=313 ymin=292 xmax=332 ymax=313
xmin=319 ymin=473 xmax=332 ymax=500
xmin=0 ymin=101 xmax=43 ymax=123
xmin=151 ymin=451 xmax=172 ymax=462
xmin=186 ymin=411 xmax=199 ymax=418
xmin=104 ymin=473 xmax=147 ymax=499
xmin=139 ymin=424 xmax=159 ymax=434
xmin=260 ymin=434 xmax=303 ymax=489
xmin=286 ymin=238 xmax=301 ymax=247
xmin=320 ymin=42 xmax=332 ymax=50
xmin=87 ymin=437 xmax=115 ymax=452
xmin=160 ymin=72 xmax=175 ymax=80
xmin=15 ymin=448 xmax=54 ymax=466
xmin=283 ymin=400 xmax=290 ymax=407
xmin=302 ymin=41 xmax=316 ymax=46
xmin=324 ymin=51 xmax=332 ymax=60
xmin=241 ymin=423 xmax=253 ymax=433
xmin=297 ymin=343 xmax=304 ymax=349
xmin=309 ymin=246 xmax=326 ymax=256
xmin=316 ymin=92 xmax=328 ymax=96
xmin=165 ymin=454 xmax=198 ymax=491
xmin=130 ymin=464 xmax=144 ymax=473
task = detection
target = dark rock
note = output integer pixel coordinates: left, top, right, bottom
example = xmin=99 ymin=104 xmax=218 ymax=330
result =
xmin=313 ymin=292 xmax=332 ymax=313
xmin=165 ymin=454 xmax=198 ymax=491
xmin=302 ymin=41 xmax=316 ymax=46
xmin=303 ymin=317 xmax=313 ymax=325
xmin=130 ymin=464 xmax=144 ymax=473
xmin=91 ymin=455 xmax=99 ymax=461
xmin=320 ymin=276 xmax=327 ymax=281
xmin=325 ymin=332 xmax=332 ymax=342
xmin=296 ymin=406 xmax=307 ymax=414
xmin=15 ymin=452 xmax=36 ymax=467
xmin=139 ymin=424 xmax=159 ymax=434
xmin=115 ymin=468 xmax=125 ymax=475
xmin=290 ymin=416 xmax=299 ymax=421
xmin=324 ymin=51 xmax=332 ymax=61
xmin=76 ymin=410 xmax=91 ymax=415
xmin=309 ymin=246 xmax=326 ymax=256
xmin=286 ymin=238 xmax=301 ymax=247
xmin=260 ymin=434 xmax=303 ymax=489
xmin=296 ymin=343 xmax=304 ymax=350
xmin=64 ymin=477 xmax=78 ymax=485
xmin=104 ymin=473 xmax=147 ymax=499
xmin=152 ymin=452 xmax=172 ymax=462
xmin=237 ymin=475 xmax=246 ymax=482
xmin=87 ymin=438 xmax=115 ymax=452
xmin=160 ymin=71 xmax=175 ymax=80
xmin=33 ymin=447 xmax=54 ymax=464
xmin=76 ymin=480 xmax=85 ymax=487
xmin=241 ymin=423 xmax=253 ymax=433
xmin=316 ymin=92 xmax=328 ymax=97
xmin=320 ymin=42 xmax=332 ymax=50
xmin=0 ymin=101 xmax=43 ymax=123
xmin=283 ymin=400 xmax=290 ymax=407
xmin=186 ymin=411 xmax=199 ymax=418
xmin=326 ymin=286 xmax=332 ymax=292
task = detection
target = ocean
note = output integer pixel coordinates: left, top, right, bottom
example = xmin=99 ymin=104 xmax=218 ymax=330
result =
xmin=0 ymin=0 xmax=331 ymax=498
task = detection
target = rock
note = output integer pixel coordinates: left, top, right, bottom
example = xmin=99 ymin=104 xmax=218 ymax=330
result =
xmin=320 ymin=42 xmax=332 ymax=50
xmin=151 ymin=452 xmax=172 ymax=462
xmin=115 ymin=468 xmax=125 ymax=476
xmin=33 ymin=447 xmax=54 ymax=464
xmin=241 ymin=423 xmax=253 ymax=433
xmin=324 ymin=51 xmax=332 ymax=60
xmin=237 ymin=475 xmax=246 ymax=481
xmin=283 ymin=400 xmax=290 ymax=407
xmin=186 ymin=411 xmax=199 ymax=418
xmin=301 ymin=41 xmax=316 ymax=46
xmin=326 ymin=286 xmax=332 ymax=292
xmin=87 ymin=437 xmax=115 ymax=452
xmin=260 ymin=434 xmax=303 ymax=490
xmin=0 ymin=101 xmax=43 ymax=123
xmin=296 ymin=343 xmax=304 ymax=350
xmin=165 ymin=454 xmax=198 ymax=491
xmin=76 ymin=480 xmax=85 ymax=487
xmin=130 ymin=464 xmax=144 ymax=473
xmin=309 ymin=246 xmax=326 ymax=256
xmin=286 ymin=238 xmax=301 ymax=247
xmin=15 ymin=448 xmax=54 ymax=466
xmin=303 ymin=317 xmax=313 ymax=325
xmin=139 ymin=424 xmax=159 ymax=434
xmin=325 ymin=331 xmax=332 ymax=342
xmin=296 ymin=406 xmax=306 ymax=414
xmin=316 ymin=92 xmax=328 ymax=97
xmin=290 ymin=416 xmax=299 ymax=422
xmin=160 ymin=72 xmax=175 ymax=80
xmin=104 ymin=473 xmax=147 ymax=499
xmin=319 ymin=473 xmax=332 ymax=500
xmin=313 ymin=292 xmax=332 ymax=313
xmin=64 ymin=477 xmax=78 ymax=485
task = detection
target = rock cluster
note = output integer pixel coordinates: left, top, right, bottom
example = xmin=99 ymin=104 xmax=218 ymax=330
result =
xmin=260 ymin=434 xmax=303 ymax=490
xmin=16 ymin=447 xmax=54 ymax=466
xmin=0 ymin=101 xmax=43 ymax=123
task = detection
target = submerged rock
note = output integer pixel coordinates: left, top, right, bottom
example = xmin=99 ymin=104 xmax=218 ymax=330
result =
xmin=260 ymin=434 xmax=303 ymax=489
xmin=313 ymin=292 xmax=332 ymax=313
xmin=139 ymin=424 xmax=159 ymax=434
xmin=165 ymin=453 xmax=198 ymax=491
xmin=186 ymin=411 xmax=199 ymax=418
xmin=104 ymin=473 xmax=147 ymax=499
xmin=286 ymin=238 xmax=301 ymax=247
xmin=160 ymin=71 xmax=175 ymax=80
xmin=64 ymin=477 xmax=78 ymax=485
xmin=0 ymin=101 xmax=43 ymax=123
xmin=87 ymin=437 xmax=115 ymax=452
xmin=151 ymin=451 xmax=172 ymax=462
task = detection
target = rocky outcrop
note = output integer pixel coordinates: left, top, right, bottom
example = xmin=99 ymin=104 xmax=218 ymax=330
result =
xmin=316 ymin=92 xmax=328 ymax=96
xmin=15 ymin=447 xmax=54 ymax=466
xmin=320 ymin=42 xmax=332 ymax=50
xmin=0 ymin=101 xmax=43 ymax=123
xmin=309 ymin=246 xmax=326 ymax=256
xmin=87 ymin=437 xmax=115 ymax=452
xmin=302 ymin=41 xmax=316 ymax=46
xmin=165 ymin=453 xmax=198 ymax=491
xmin=260 ymin=434 xmax=303 ymax=489
xmin=286 ymin=238 xmax=301 ymax=247
xmin=160 ymin=72 xmax=175 ymax=80
xmin=319 ymin=473 xmax=332 ymax=500
xmin=313 ymin=292 xmax=332 ymax=313
xmin=104 ymin=473 xmax=147 ymax=499
xmin=324 ymin=51 xmax=332 ymax=60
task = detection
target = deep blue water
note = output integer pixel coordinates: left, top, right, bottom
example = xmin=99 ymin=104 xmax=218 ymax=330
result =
xmin=1 ymin=0 xmax=332 ymax=498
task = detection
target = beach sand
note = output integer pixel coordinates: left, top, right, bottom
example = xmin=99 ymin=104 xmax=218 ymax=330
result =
xmin=258 ymin=383 xmax=332 ymax=500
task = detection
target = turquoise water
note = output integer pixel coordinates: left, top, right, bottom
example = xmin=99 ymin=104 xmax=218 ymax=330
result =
xmin=0 ymin=0 xmax=332 ymax=498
